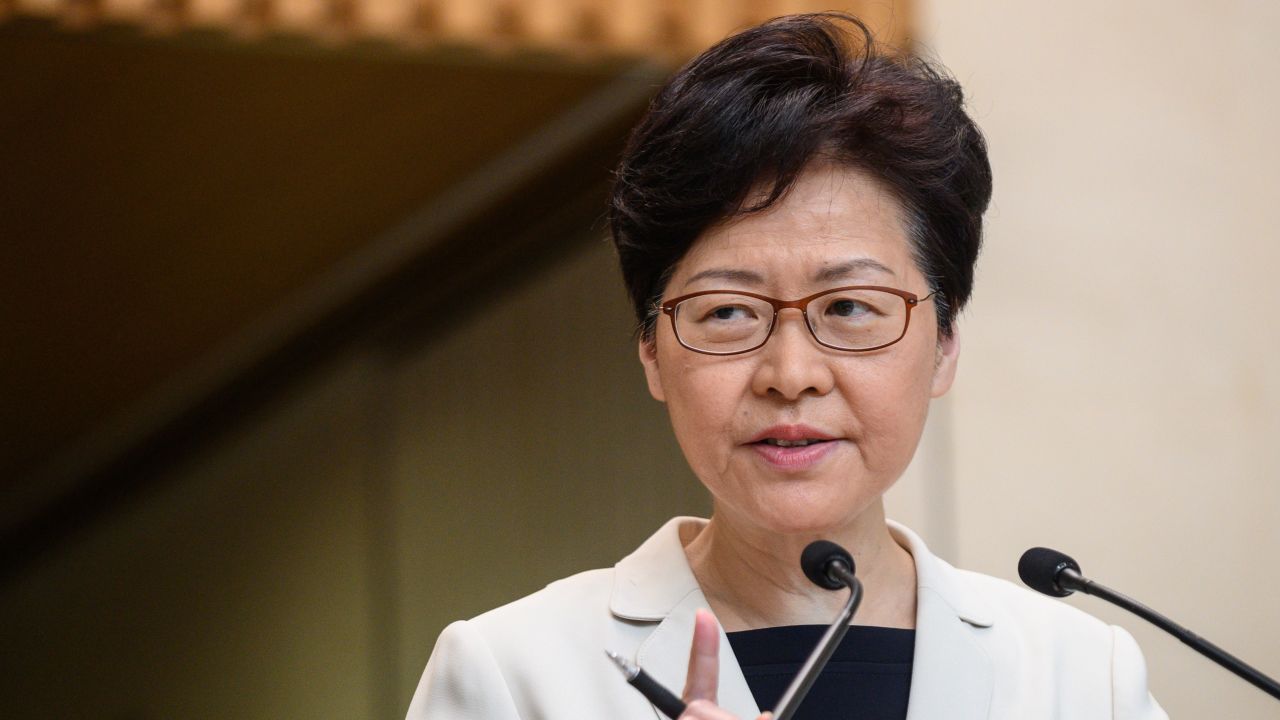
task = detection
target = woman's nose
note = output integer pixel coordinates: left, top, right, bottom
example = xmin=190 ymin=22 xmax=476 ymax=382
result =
xmin=750 ymin=309 xmax=836 ymax=400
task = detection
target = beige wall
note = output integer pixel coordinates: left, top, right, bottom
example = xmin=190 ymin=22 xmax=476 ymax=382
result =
xmin=915 ymin=1 xmax=1280 ymax=717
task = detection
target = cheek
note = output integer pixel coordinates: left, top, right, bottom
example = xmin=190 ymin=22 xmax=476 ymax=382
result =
xmin=658 ymin=354 xmax=747 ymax=470
xmin=841 ymin=353 xmax=936 ymax=469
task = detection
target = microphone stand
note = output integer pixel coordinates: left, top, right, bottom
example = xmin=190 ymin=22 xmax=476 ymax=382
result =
xmin=771 ymin=560 xmax=863 ymax=720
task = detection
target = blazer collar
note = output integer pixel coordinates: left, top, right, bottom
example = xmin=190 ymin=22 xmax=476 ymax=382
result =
xmin=886 ymin=520 xmax=994 ymax=629
xmin=609 ymin=517 xmax=995 ymax=628
xmin=610 ymin=516 xmax=705 ymax=621
xmin=608 ymin=517 xmax=994 ymax=720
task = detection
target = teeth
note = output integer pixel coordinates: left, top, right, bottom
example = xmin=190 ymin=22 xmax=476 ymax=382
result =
xmin=766 ymin=438 xmax=816 ymax=447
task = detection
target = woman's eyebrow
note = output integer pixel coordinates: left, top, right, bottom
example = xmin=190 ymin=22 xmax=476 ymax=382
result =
xmin=684 ymin=260 xmax=895 ymax=289
xmin=683 ymin=268 xmax=766 ymax=288
xmin=812 ymin=258 xmax=896 ymax=283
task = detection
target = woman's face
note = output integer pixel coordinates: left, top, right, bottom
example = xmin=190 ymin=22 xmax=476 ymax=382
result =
xmin=640 ymin=164 xmax=959 ymax=537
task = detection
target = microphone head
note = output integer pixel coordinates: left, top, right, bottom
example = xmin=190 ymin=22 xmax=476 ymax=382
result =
xmin=801 ymin=540 xmax=855 ymax=590
xmin=1018 ymin=547 xmax=1082 ymax=598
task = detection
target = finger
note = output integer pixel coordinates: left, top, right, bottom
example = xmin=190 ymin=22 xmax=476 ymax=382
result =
xmin=679 ymin=699 xmax=739 ymax=720
xmin=683 ymin=608 xmax=720 ymax=704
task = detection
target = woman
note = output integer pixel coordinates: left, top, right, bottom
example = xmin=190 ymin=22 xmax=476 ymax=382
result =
xmin=408 ymin=13 xmax=1166 ymax=720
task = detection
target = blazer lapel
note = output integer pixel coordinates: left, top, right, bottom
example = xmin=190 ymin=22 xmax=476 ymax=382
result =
xmin=905 ymin=584 xmax=994 ymax=720
xmin=610 ymin=517 xmax=759 ymax=720
xmin=636 ymin=590 xmax=760 ymax=720
xmin=889 ymin=522 xmax=994 ymax=720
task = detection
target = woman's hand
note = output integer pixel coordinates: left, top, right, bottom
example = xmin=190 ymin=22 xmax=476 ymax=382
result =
xmin=679 ymin=609 xmax=772 ymax=720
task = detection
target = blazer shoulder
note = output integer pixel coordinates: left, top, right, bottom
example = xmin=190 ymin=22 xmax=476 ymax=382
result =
xmin=951 ymin=569 xmax=1167 ymax=719
xmin=465 ymin=566 xmax=619 ymax=644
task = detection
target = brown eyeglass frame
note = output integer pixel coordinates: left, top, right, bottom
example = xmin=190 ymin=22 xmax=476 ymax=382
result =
xmin=659 ymin=285 xmax=935 ymax=356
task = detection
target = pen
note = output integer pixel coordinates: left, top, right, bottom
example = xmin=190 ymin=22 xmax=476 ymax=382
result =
xmin=606 ymin=649 xmax=687 ymax=719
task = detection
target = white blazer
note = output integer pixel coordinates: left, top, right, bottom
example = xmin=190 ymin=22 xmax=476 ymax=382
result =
xmin=407 ymin=517 xmax=1167 ymax=719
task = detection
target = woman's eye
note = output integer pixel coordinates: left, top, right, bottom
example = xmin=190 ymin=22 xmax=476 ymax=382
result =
xmin=829 ymin=299 xmax=871 ymax=317
xmin=706 ymin=305 xmax=754 ymax=322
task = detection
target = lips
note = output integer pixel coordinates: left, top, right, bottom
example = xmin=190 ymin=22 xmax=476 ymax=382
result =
xmin=761 ymin=438 xmax=822 ymax=447
xmin=747 ymin=424 xmax=842 ymax=470
xmin=747 ymin=424 xmax=838 ymax=444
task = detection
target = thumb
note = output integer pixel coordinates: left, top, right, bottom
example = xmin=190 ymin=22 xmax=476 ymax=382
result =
xmin=683 ymin=608 xmax=721 ymax=704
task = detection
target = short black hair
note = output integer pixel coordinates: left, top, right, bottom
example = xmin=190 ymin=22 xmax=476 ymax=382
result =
xmin=609 ymin=12 xmax=992 ymax=339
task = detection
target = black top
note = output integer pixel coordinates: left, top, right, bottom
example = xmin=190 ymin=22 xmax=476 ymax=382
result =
xmin=725 ymin=625 xmax=914 ymax=720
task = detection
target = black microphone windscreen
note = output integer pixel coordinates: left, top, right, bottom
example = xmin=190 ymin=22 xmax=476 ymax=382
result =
xmin=1018 ymin=547 xmax=1082 ymax=598
xmin=801 ymin=540 xmax=855 ymax=590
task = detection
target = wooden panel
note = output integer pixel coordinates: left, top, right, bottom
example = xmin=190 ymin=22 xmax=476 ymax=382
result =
xmin=0 ymin=357 xmax=380 ymax=719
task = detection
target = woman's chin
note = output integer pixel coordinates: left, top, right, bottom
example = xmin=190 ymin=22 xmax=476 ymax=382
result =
xmin=727 ymin=493 xmax=880 ymax=539
xmin=705 ymin=458 xmax=892 ymax=538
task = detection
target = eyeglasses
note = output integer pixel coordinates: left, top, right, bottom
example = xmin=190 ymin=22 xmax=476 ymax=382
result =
xmin=659 ymin=286 xmax=935 ymax=356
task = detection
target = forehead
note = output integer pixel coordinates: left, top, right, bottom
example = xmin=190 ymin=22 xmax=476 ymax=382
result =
xmin=674 ymin=165 xmax=915 ymax=290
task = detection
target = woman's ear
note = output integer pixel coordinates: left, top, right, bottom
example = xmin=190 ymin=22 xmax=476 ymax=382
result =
xmin=639 ymin=336 xmax=666 ymax=403
xmin=931 ymin=328 xmax=960 ymax=398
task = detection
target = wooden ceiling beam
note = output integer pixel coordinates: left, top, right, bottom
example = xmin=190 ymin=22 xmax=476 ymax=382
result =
xmin=2 ymin=0 xmax=913 ymax=57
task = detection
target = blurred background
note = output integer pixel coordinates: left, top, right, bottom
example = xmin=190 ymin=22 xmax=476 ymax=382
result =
xmin=2 ymin=0 xmax=1277 ymax=717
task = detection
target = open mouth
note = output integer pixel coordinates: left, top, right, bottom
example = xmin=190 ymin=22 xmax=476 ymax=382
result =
xmin=750 ymin=435 xmax=839 ymax=469
xmin=746 ymin=425 xmax=840 ymax=469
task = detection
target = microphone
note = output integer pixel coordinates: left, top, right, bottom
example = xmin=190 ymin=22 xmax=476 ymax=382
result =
xmin=801 ymin=540 xmax=856 ymax=590
xmin=1018 ymin=547 xmax=1280 ymax=702
xmin=772 ymin=541 xmax=864 ymax=720
xmin=1017 ymin=546 xmax=1081 ymax=597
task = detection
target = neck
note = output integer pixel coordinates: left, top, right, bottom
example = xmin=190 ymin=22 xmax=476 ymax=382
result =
xmin=682 ymin=502 xmax=917 ymax=632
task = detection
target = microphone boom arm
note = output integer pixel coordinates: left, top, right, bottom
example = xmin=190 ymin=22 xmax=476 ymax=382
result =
xmin=1059 ymin=568 xmax=1280 ymax=702
xmin=771 ymin=560 xmax=864 ymax=720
